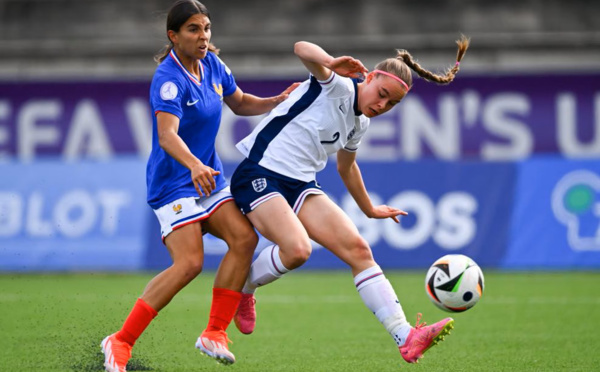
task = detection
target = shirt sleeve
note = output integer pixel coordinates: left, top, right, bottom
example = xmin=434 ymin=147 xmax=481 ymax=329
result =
xmin=313 ymin=72 xmax=353 ymax=99
xmin=214 ymin=54 xmax=237 ymax=97
xmin=150 ymin=73 xmax=185 ymax=119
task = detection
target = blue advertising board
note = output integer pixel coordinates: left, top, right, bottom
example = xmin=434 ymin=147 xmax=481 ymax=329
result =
xmin=145 ymin=160 xmax=515 ymax=270
xmin=503 ymin=158 xmax=600 ymax=269
xmin=290 ymin=161 xmax=515 ymax=269
xmin=0 ymin=159 xmax=147 ymax=271
xmin=3 ymin=157 xmax=600 ymax=271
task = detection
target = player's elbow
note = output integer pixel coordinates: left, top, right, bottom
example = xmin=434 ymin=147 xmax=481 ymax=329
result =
xmin=337 ymin=162 xmax=352 ymax=178
xmin=229 ymin=103 xmax=245 ymax=116
xmin=294 ymin=41 xmax=308 ymax=56
xmin=226 ymin=97 xmax=246 ymax=116
xmin=157 ymin=129 xmax=173 ymax=150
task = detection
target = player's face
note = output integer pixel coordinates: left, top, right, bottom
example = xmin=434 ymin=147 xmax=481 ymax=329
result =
xmin=358 ymin=74 xmax=407 ymax=118
xmin=172 ymin=14 xmax=212 ymax=60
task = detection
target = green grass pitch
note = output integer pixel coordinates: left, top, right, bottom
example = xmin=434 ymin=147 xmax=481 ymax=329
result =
xmin=1 ymin=271 xmax=599 ymax=371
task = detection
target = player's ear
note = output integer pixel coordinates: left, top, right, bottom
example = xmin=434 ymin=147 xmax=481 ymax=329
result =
xmin=167 ymin=30 xmax=178 ymax=45
xmin=366 ymin=72 xmax=376 ymax=84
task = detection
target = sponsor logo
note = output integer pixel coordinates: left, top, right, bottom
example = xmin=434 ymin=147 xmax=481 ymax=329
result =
xmin=252 ymin=178 xmax=267 ymax=193
xmin=0 ymin=189 xmax=133 ymax=239
xmin=335 ymin=191 xmax=478 ymax=250
xmin=187 ymin=99 xmax=199 ymax=106
xmin=552 ymin=170 xmax=600 ymax=251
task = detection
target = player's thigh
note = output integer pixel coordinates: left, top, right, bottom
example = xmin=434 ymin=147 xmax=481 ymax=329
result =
xmin=246 ymin=195 xmax=310 ymax=249
xmin=202 ymin=200 xmax=258 ymax=250
xmin=164 ymin=221 xmax=204 ymax=265
xmin=298 ymin=194 xmax=371 ymax=259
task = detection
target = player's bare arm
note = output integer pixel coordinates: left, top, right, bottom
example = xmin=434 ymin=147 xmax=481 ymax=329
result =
xmin=294 ymin=41 xmax=368 ymax=80
xmin=224 ymin=83 xmax=300 ymax=116
xmin=157 ymin=111 xmax=219 ymax=196
xmin=336 ymin=149 xmax=407 ymax=223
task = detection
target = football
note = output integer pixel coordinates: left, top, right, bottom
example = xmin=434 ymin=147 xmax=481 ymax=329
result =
xmin=425 ymin=254 xmax=485 ymax=312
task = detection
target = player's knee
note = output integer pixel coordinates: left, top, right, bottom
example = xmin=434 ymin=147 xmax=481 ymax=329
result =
xmin=177 ymin=258 xmax=203 ymax=283
xmin=349 ymin=236 xmax=373 ymax=263
xmin=283 ymin=240 xmax=312 ymax=268
xmin=231 ymin=232 xmax=259 ymax=265
xmin=232 ymin=229 xmax=259 ymax=254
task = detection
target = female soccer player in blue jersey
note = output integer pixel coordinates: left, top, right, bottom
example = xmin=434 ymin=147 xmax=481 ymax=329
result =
xmin=100 ymin=1 xmax=297 ymax=370
xmin=231 ymin=37 xmax=469 ymax=364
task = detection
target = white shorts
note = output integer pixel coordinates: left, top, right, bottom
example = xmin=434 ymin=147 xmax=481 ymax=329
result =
xmin=153 ymin=187 xmax=234 ymax=241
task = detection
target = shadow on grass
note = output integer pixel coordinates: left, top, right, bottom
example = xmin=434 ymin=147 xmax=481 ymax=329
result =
xmin=70 ymin=338 xmax=153 ymax=371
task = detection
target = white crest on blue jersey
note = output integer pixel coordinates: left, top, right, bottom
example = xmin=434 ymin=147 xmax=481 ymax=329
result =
xmin=160 ymin=81 xmax=178 ymax=100
xmin=215 ymin=55 xmax=232 ymax=75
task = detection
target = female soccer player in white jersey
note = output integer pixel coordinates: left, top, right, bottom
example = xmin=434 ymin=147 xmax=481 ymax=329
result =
xmin=231 ymin=37 xmax=469 ymax=364
xmin=100 ymin=1 xmax=297 ymax=370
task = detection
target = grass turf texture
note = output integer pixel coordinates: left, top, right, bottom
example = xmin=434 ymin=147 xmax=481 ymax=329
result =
xmin=1 ymin=271 xmax=598 ymax=371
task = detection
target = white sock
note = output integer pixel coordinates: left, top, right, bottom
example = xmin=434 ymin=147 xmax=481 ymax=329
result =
xmin=354 ymin=265 xmax=412 ymax=347
xmin=242 ymin=245 xmax=290 ymax=294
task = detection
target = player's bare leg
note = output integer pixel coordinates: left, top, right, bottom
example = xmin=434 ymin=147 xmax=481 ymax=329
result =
xmin=298 ymin=194 xmax=453 ymax=362
xmin=195 ymin=201 xmax=259 ymax=364
xmin=234 ymin=196 xmax=312 ymax=334
xmin=102 ymin=223 xmax=204 ymax=371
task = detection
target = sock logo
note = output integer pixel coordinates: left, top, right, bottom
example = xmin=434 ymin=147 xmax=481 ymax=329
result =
xmin=393 ymin=334 xmax=403 ymax=346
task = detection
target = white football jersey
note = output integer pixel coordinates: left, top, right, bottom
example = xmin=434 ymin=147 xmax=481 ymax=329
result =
xmin=236 ymin=73 xmax=370 ymax=182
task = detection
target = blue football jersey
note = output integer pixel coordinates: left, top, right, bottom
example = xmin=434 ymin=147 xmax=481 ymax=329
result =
xmin=146 ymin=50 xmax=237 ymax=209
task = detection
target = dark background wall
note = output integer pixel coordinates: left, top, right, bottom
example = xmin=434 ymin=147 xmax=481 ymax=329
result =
xmin=1 ymin=0 xmax=598 ymax=80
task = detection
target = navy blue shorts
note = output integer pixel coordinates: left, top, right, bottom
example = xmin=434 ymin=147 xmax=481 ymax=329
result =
xmin=231 ymin=158 xmax=324 ymax=214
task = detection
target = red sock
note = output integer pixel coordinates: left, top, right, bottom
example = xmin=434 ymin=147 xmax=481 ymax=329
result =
xmin=206 ymin=288 xmax=242 ymax=332
xmin=115 ymin=298 xmax=158 ymax=346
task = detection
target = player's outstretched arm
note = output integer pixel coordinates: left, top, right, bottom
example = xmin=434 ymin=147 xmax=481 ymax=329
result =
xmin=294 ymin=41 xmax=368 ymax=81
xmin=337 ymin=149 xmax=407 ymax=223
xmin=223 ymin=83 xmax=300 ymax=116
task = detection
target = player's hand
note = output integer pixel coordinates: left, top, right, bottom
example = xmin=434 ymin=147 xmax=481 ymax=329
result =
xmin=273 ymin=82 xmax=301 ymax=104
xmin=191 ymin=163 xmax=221 ymax=197
xmin=327 ymin=56 xmax=369 ymax=79
xmin=369 ymin=205 xmax=408 ymax=223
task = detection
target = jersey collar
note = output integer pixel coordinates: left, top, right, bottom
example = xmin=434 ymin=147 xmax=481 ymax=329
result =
xmin=169 ymin=50 xmax=205 ymax=86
